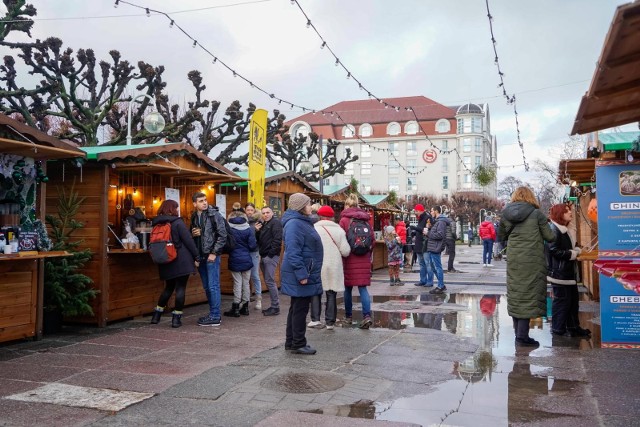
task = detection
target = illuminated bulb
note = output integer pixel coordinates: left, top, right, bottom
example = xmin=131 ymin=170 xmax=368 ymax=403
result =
xmin=133 ymin=188 xmax=138 ymax=194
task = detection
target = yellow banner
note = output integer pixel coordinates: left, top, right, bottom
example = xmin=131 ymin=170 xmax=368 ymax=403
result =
xmin=248 ymin=109 xmax=268 ymax=207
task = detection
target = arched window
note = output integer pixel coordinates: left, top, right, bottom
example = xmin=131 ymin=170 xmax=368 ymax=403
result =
xmin=405 ymin=121 xmax=419 ymax=135
xmin=342 ymin=124 xmax=355 ymax=138
xmin=387 ymin=122 xmax=401 ymax=136
xmin=359 ymin=123 xmax=373 ymax=137
xmin=436 ymin=119 xmax=451 ymax=133
xmin=290 ymin=122 xmax=310 ymax=140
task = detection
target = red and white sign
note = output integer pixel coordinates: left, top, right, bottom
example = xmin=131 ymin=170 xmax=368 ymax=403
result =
xmin=422 ymin=149 xmax=437 ymax=163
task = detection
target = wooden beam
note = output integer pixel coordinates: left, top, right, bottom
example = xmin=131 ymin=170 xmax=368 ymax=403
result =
xmin=592 ymin=77 xmax=640 ymax=99
xmin=583 ymin=101 xmax=640 ymax=120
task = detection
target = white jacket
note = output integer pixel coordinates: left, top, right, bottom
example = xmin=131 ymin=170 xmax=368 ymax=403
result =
xmin=314 ymin=220 xmax=351 ymax=292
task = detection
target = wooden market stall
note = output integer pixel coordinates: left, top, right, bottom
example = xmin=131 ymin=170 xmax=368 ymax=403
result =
xmin=0 ymin=115 xmax=85 ymax=343
xmin=362 ymin=194 xmax=402 ymax=270
xmin=44 ymin=142 xmax=243 ymax=326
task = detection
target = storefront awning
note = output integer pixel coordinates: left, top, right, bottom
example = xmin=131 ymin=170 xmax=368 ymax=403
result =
xmin=0 ymin=115 xmax=85 ymax=159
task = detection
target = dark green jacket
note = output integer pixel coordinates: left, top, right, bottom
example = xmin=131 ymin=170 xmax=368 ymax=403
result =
xmin=498 ymin=202 xmax=556 ymax=319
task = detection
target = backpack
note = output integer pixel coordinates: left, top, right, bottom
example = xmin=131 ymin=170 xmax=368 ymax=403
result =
xmin=346 ymin=218 xmax=373 ymax=255
xmin=149 ymin=222 xmax=177 ymax=264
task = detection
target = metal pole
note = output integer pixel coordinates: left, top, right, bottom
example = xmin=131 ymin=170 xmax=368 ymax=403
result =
xmin=318 ymin=135 xmax=324 ymax=194
xmin=127 ymin=94 xmax=154 ymax=145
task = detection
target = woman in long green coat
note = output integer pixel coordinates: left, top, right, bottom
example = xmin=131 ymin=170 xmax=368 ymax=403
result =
xmin=498 ymin=186 xmax=555 ymax=347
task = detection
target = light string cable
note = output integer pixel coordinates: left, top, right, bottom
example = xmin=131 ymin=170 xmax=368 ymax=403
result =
xmin=485 ymin=0 xmax=529 ymax=171
xmin=115 ymin=0 xmax=429 ymax=176
xmin=289 ymin=0 xmax=481 ymax=176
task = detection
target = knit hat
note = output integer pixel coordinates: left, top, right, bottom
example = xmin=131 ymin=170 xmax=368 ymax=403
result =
xmin=414 ymin=204 xmax=425 ymax=212
xmin=485 ymin=215 xmax=493 ymax=222
xmin=384 ymin=225 xmax=395 ymax=234
xmin=288 ymin=193 xmax=311 ymax=212
xmin=317 ymin=205 xmax=334 ymax=217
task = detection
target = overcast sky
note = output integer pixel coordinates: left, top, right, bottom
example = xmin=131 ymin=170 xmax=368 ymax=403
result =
xmin=4 ymin=0 xmax=633 ymax=181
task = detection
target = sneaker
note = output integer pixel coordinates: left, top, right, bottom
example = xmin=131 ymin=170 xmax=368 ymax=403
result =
xmin=197 ymin=315 xmax=221 ymax=327
xmin=424 ymin=283 xmax=434 ymax=288
xmin=262 ymin=307 xmax=280 ymax=316
xmin=487 ymin=264 xmax=493 ymax=267
xmin=341 ymin=317 xmax=353 ymax=325
xmin=414 ymin=282 xmax=427 ymax=287
xmin=483 ymin=263 xmax=487 ymax=267
xmin=255 ymin=299 xmax=262 ymax=310
xmin=291 ymin=345 xmax=317 ymax=355
xmin=326 ymin=323 xmax=335 ymax=330
xmin=307 ymin=320 xmax=322 ymax=328
xmin=515 ymin=337 xmax=540 ymax=347
xmin=395 ymin=279 xmax=405 ymax=286
xmin=359 ymin=316 xmax=373 ymax=329
xmin=429 ymin=286 xmax=446 ymax=294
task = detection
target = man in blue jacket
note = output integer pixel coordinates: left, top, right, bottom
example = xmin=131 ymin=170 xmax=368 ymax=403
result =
xmin=426 ymin=206 xmax=447 ymax=294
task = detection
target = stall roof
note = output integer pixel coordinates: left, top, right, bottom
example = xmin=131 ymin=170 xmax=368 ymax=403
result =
xmin=558 ymin=158 xmax=597 ymax=184
xmin=81 ymin=142 xmax=243 ymax=181
xmin=0 ymin=115 xmax=85 ymax=159
xmin=599 ymin=131 xmax=640 ymax=151
xmin=571 ymin=1 xmax=640 ymax=135
xmin=221 ymin=170 xmax=322 ymax=196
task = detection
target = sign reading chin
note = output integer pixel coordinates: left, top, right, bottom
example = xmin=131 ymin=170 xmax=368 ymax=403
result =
xmin=422 ymin=149 xmax=437 ymax=163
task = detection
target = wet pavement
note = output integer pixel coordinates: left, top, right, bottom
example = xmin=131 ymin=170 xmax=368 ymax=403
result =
xmin=0 ymin=245 xmax=638 ymax=426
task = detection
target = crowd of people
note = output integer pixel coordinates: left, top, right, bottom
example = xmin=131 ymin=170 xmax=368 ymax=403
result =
xmin=148 ymin=186 xmax=590 ymax=352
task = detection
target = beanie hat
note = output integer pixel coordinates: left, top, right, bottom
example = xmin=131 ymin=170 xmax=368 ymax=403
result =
xmin=414 ymin=204 xmax=425 ymax=212
xmin=317 ymin=205 xmax=334 ymax=217
xmin=384 ymin=225 xmax=395 ymax=234
xmin=288 ymin=193 xmax=311 ymax=212
xmin=485 ymin=216 xmax=493 ymax=222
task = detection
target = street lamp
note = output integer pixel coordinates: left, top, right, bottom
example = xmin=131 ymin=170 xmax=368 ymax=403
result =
xmin=126 ymin=94 xmax=165 ymax=145
xmin=298 ymin=158 xmax=313 ymax=174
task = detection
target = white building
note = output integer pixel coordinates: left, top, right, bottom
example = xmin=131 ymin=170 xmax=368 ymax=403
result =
xmin=286 ymin=96 xmax=497 ymax=199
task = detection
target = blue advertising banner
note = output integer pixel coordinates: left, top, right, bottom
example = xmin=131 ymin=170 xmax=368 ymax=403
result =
xmin=599 ymin=274 xmax=640 ymax=349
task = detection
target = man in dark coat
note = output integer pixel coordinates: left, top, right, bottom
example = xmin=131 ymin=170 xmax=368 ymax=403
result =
xmin=426 ymin=206 xmax=448 ymax=294
xmin=191 ymin=192 xmax=227 ymax=327
xmin=410 ymin=204 xmax=433 ymax=287
xmin=442 ymin=214 xmax=457 ymax=273
xmin=255 ymin=206 xmax=283 ymax=316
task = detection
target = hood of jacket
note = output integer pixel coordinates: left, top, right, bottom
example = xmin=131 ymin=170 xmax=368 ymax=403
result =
xmin=340 ymin=206 xmax=370 ymax=221
xmin=502 ymin=201 xmax=536 ymax=224
xmin=281 ymin=209 xmax=314 ymax=227
xmin=229 ymin=216 xmax=250 ymax=230
xmin=152 ymin=215 xmax=180 ymax=225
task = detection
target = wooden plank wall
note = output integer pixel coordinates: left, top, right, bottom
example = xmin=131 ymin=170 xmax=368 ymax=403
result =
xmin=0 ymin=259 xmax=37 ymax=342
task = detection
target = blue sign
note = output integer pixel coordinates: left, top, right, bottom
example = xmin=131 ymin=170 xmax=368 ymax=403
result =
xmin=600 ymin=274 xmax=640 ymax=349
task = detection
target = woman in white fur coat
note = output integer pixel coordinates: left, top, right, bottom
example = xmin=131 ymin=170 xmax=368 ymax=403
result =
xmin=308 ymin=205 xmax=352 ymax=329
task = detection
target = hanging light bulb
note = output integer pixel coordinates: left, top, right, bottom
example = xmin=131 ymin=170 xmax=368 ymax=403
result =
xmin=290 ymin=0 xmax=295 ymax=4
xmin=212 ymin=57 xmax=217 ymax=63
xmin=335 ymin=58 xmax=340 ymax=66
xmin=145 ymin=8 xmax=150 ymax=16
xmin=114 ymin=0 xmax=119 ymax=7
xmin=169 ymin=20 xmax=174 ymax=28
xmin=321 ymin=41 xmax=326 ymax=49
xmin=346 ymin=72 xmax=351 ymax=79
xmin=306 ymin=19 xmax=311 ymax=28
xmin=192 ymin=40 xmax=197 ymax=48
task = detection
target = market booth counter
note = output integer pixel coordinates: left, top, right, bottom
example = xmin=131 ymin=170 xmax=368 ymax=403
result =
xmin=0 ymin=114 xmax=85 ymax=343
xmin=45 ymin=142 xmax=242 ymax=326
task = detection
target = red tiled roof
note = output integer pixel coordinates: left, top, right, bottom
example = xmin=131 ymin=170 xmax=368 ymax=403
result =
xmin=286 ymin=96 xmax=455 ymax=126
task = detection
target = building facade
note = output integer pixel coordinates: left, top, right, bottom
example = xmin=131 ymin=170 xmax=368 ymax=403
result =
xmin=285 ymin=96 xmax=497 ymax=200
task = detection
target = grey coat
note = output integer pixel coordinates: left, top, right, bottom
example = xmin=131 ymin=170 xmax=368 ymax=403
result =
xmin=498 ymin=202 xmax=556 ymax=319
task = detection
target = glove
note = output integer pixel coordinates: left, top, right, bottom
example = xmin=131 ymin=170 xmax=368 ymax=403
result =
xmin=574 ymin=247 xmax=582 ymax=255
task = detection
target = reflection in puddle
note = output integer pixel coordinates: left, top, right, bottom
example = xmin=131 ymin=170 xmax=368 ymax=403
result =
xmin=327 ymin=291 xmax=600 ymax=424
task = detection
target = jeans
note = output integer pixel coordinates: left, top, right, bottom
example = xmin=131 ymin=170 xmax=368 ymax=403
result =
xmin=417 ymin=250 xmax=428 ymax=284
xmin=310 ymin=291 xmax=337 ymax=324
xmin=427 ymin=251 xmax=444 ymax=288
xmin=421 ymin=252 xmax=434 ymax=285
xmin=482 ymin=239 xmax=494 ymax=264
xmin=249 ymin=251 xmax=262 ymax=296
xmin=260 ymin=255 xmax=280 ymax=309
xmin=445 ymin=239 xmax=456 ymax=271
xmin=231 ymin=270 xmax=251 ymax=304
xmin=286 ymin=296 xmax=311 ymax=349
xmin=157 ymin=275 xmax=189 ymax=311
xmin=344 ymin=286 xmax=371 ymax=318
xmin=198 ymin=256 xmax=221 ymax=320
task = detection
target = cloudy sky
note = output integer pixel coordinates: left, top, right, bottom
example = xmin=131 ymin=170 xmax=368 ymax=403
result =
xmin=4 ymin=0 xmax=633 ymax=180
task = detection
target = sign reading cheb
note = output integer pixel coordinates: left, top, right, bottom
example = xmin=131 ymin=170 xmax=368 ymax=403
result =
xmin=248 ymin=109 xmax=268 ymax=207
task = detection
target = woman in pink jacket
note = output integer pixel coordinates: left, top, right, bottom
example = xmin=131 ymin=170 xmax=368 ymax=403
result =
xmin=479 ymin=215 xmax=496 ymax=267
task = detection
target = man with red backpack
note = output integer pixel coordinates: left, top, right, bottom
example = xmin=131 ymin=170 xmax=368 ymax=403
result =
xmin=191 ymin=192 xmax=228 ymax=327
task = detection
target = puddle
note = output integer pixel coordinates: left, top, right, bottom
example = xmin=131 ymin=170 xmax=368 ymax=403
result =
xmin=326 ymin=291 xmax=600 ymax=424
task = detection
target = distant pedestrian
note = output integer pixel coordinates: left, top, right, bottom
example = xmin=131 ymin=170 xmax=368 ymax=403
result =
xmin=255 ymin=206 xmax=283 ymax=316
xmin=442 ymin=214 xmax=457 ymax=273
xmin=426 ymin=206 xmax=447 ymax=294
xmin=339 ymin=194 xmax=375 ymax=329
xmin=244 ymin=203 xmax=263 ymax=310
xmin=546 ymin=203 xmax=591 ymax=337
xmin=467 ymin=226 xmax=473 ymax=247
xmin=499 ymin=186 xmax=555 ymax=347
xmin=311 ymin=205 xmax=351 ymax=330
xmin=150 ymin=199 xmax=200 ymax=328
xmin=479 ymin=215 xmax=497 ymax=267
xmin=281 ymin=193 xmax=323 ymax=355
xmin=395 ymin=216 xmax=408 ymax=269
xmin=410 ymin=204 xmax=433 ymax=287
xmin=384 ymin=225 xmax=404 ymax=286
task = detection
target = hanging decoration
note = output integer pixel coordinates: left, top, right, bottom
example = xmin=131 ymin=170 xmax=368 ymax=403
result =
xmin=587 ymin=197 xmax=598 ymax=223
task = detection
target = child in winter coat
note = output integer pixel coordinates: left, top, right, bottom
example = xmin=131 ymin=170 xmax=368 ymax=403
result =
xmin=385 ymin=225 xmax=404 ymax=286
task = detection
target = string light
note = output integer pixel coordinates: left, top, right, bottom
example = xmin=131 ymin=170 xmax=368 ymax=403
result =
xmin=169 ymin=19 xmax=174 ymax=28
xmin=145 ymin=7 xmax=150 ymax=16
xmin=114 ymin=0 xmax=119 ymax=7
xmin=192 ymin=40 xmax=197 ymax=48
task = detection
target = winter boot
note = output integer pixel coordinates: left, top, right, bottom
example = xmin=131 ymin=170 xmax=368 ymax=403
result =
xmin=395 ymin=277 xmax=404 ymax=286
xmin=171 ymin=311 xmax=183 ymax=328
xmin=239 ymin=302 xmax=250 ymax=316
xmin=223 ymin=303 xmax=241 ymax=317
xmin=150 ymin=307 xmax=163 ymax=324
xmin=389 ymin=278 xmax=396 ymax=286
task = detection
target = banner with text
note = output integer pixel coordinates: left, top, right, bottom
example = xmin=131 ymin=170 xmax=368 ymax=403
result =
xmin=248 ymin=109 xmax=268 ymax=207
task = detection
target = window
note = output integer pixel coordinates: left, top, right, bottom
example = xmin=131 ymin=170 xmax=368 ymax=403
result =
xmin=436 ymin=119 xmax=451 ymax=133
xmin=405 ymin=121 xmax=419 ymax=135
xmin=442 ymin=176 xmax=448 ymax=190
xmin=463 ymin=138 xmax=472 ymax=152
xmin=407 ymin=141 xmax=417 ymax=156
xmin=475 ymin=156 xmax=482 ymax=167
xmin=389 ymin=160 xmax=400 ymax=174
xmin=359 ymin=123 xmax=373 ymax=137
xmin=406 ymin=159 xmax=417 ymax=173
xmin=342 ymin=124 xmax=355 ymax=138
xmin=457 ymin=119 xmax=464 ymax=134
xmin=472 ymin=117 xmax=482 ymax=133
xmin=344 ymin=162 xmax=354 ymax=175
xmin=360 ymin=178 xmax=371 ymax=193
xmin=442 ymin=159 xmax=448 ymax=173
xmin=387 ymin=122 xmax=401 ymax=136
xmin=362 ymin=162 xmax=372 ymax=175
xmin=464 ymin=156 xmax=471 ymax=168
xmin=389 ymin=177 xmax=399 ymax=192
xmin=458 ymin=118 xmax=472 ymax=133
xmin=389 ymin=142 xmax=400 ymax=156
xmin=407 ymin=177 xmax=417 ymax=191
xmin=475 ymin=137 xmax=482 ymax=152
xmin=361 ymin=144 xmax=371 ymax=158
xmin=442 ymin=140 xmax=449 ymax=150
xmin=291 ymin=122 xmax=310 ymax=139
xmin=464 ymin=174 xmax=471 ymax=183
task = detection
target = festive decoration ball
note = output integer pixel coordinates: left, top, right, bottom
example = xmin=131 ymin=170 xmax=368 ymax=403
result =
xmin=587 ymin=198 xmax=598 ymax=223
xmin=42 ymin=177 xmax=49 ymax=183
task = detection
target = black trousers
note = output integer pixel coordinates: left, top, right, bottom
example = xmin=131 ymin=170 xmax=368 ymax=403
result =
xmin=157 ymin=275 xmax=189 ymax=311
xmin=551 ymin=285 xmax=580 ymax=332
xmin=512 ymin=316 xmax=531 ymax=340
xmin=310 ymin=291 xmax=337 ymax=324
xmin=445 ymin=239 xmax=456 ymax=271
xmin=286 ymin=296 xmax=311 ymax=349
